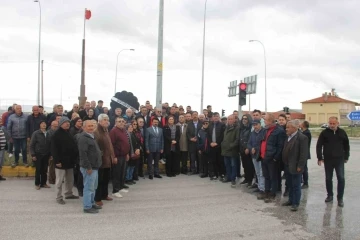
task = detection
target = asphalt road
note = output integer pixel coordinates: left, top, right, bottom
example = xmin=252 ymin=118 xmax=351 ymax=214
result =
xmin=0 ymin=139 xmax=360 ymax=240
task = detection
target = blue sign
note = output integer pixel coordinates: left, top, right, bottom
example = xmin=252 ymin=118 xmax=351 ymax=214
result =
xmin=347 ymin=111 xmax=360 ymax=121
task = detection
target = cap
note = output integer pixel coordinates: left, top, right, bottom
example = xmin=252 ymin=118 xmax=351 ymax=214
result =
xmin=252 ymin=119 xmax=261 ymax=124
xmin=59 ymin=117 xmax=70 ymax=127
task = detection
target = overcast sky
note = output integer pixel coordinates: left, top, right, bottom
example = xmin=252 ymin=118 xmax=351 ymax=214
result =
xmin=1 ymin=0 xmax=359 ymax=114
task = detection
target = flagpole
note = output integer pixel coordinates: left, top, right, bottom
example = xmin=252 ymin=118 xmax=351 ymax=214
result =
xmin=79 ymin=8 xmax=87 ymax=107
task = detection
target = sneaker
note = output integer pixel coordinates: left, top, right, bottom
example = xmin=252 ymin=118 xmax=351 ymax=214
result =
xmin=338 ymin=199 xmax=344 ymax=207
xmin=35 ymin=185 xmax=40 ymax=190
xmin=301 ymin=184 xmax=309 ymax=189
xmin=325 ymin=196 xmax=333 ymax=203
xmin=112 ymin=192 xmax=123 ymax=198
xmin=84 ymin=208 xmax=99 ymax=214
xmin=159 ymin=159 xmax=166 ymax=164
xmin=92 ymin=204 xmax=102 ymax=209
xmin=65 ymin=195 xmax=79 ymax=199
xmin=231 ymin=181 xmax=236 ymax=188
xmin=19 ymin=153 xmax=22 ymax=157
xmin=119 ymin=189 xmax=129 ymax=193
xmin=210 ymin=176 xmax=218 ymax=181
xmin=57 ymin=199 xmax=66 ymax=205
xmin=290 ymin=205 xmax=299 ymax=211
xmin=8 ymin=153 xmax=13 ymax=158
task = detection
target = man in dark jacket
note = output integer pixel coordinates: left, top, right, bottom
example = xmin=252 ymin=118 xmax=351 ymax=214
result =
xmin=207 ymin=112 xmax=225 ymax=180
xmin=27 ymin=106 xmax=46 ymax=140
xmin=247 ymin=119 xmax=265 ymax=198
xmin=300 ymin=120 xmax=311 ymax=189
xmin=316 ymin=116 xmax=349 ymax=207
xmin=197 ymin=118 xmax=210 ymax=178
xmin=221 ymin=115 xmax=239 ymax=187
xmin=30 ymin=120 xmax=51 ymax=189
xmin=260 ymin=113 xmax=287 ymax=203
xmin=78 ymin=120 xmax=102 ymax=214
xmin=239 ymin=114 xmax=254 ymax=187
xmin=281 ymin=119 xmax=308 ymax=211
xmin=186 ymin=111 xmax=202 ymax=175
xmin=51 ymin=117 xmax=79 ymax=204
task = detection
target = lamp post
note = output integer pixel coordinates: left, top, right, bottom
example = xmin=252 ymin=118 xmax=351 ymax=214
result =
xmin=114 ymin=48 xmax=135 ymax=94
xmin=34 ymin=0 xmax=41 ymax=105
xmin=200 ymin=0 xmax=208 ymax=112
xmin=249 ymin=40 xmax=267 ymax=113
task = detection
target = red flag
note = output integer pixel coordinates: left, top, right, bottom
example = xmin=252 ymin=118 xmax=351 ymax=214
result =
xmin=85 ymin=9 xmax=91 ymax=20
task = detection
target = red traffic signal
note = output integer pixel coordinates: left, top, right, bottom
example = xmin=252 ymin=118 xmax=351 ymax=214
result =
xmin=239 ymin=83 xmax=247 ymax=91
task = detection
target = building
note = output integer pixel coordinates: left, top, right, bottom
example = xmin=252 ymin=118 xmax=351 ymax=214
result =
xmin=301 ymin=89 xmax=359 ymax=125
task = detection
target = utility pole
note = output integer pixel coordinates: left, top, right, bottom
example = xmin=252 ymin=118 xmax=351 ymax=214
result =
xmin=156 ymin=0 xmax=164 ymax=108
xmin=41 ymin=60 xmax=44 ymax=106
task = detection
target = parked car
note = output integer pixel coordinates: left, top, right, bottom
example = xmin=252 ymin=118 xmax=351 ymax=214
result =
xmin=321 ymin=123 xmax=328 ymax=128
xmin=349 ymin=124 xmax=358 ymax=127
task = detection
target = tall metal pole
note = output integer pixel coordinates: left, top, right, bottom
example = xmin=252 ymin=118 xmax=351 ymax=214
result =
xmin=156 ymin=0 xmax=164 ymax=108
xmin=41 ymin=60 xmax=44 ymax=106
xmin=34 ymin=0 xmax=41 ymax=105
xmin=114 ymin=49 xmax=135 ymax=94
xmin=249 ymin=40 xmax=267 ymax=113
xmin=79 ymin=8 xmax=87 ymax=107
xmin=200 ymin=0 xmax=208 ymax=112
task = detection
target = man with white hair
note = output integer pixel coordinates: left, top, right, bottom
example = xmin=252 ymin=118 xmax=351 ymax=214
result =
xmin=124 ymin=108 xmax=134 ymax=124
xmin=281 ymin=119 xmax=308 ymax=211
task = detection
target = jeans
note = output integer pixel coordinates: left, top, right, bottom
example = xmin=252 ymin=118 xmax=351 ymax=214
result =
xmin=302 ymin=161 xmax=309 ymax=185
xmin=285 ymin=165 xmax=302 ymax=206
xmin=262 ymin=159 xmax=278 ymax=194
xmin=80 ymin=167 xmax=98 ymax=210
xmin=252 ymin=158 xmax=265 ymax=191
xmin=13 ymin=138 xmax=27 ymax=164
xmin=224 ymin=156 xmax=237 ymax=181
xmin=324 ymin=160 xmax=345 ymax=200
xmin=126 ymin=166 xmax=135 ymax=181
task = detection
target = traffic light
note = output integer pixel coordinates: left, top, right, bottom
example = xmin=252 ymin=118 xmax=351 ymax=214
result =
xmin=239 ymin=83 xmax=247 ymax=106
xmin=283 ymin=107 xmax=289 ymax=113
xmin=221 ymin=109 xmax=225 ymax=117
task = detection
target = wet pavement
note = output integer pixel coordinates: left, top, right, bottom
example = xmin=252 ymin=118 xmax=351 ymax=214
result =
xmin=0 ymin=139 xmax=359 ymax=240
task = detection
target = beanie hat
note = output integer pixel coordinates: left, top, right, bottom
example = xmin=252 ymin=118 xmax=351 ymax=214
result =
xmin=59 ymin=117 xmax=70 ymax=127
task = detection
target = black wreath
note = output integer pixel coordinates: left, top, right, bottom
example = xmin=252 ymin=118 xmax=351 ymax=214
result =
xmin=110 ymin=91 xmax=140 ymax=116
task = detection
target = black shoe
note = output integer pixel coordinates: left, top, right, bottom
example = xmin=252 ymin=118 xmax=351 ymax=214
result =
xmin=78 ymin=192 xmax=83 ymax=197
xmin=210 ymin=176 xmax=218 ymax=181
xmin=65 ymin=195 xmax=79 ymax=199
xmin=0 ymin=175 xmax=6 ymax=181
xmin=240 ymin=180 xmax=248 ymax=185
xmin=301 ymin=184 xmax=309 ymax=189
xmin=282 ymin=201 xmax=292 ymax=206
xmin=253 ymin=188 xmax=260 ymax=193
xmin=126 ymin=181 xmax=133 ymax=185
xmin=133 ymin=177 xmax=139 ymax=181
xmin=325 ymin=196 xmax=333 ymax=203
xmin=84 ymin=208 xmax=99 ymax=214
xmin=149 ymin=175 xmax=153 ymax=180
xmin=222 ymin=179 xmax=231 ymax=183
xmin=166 ymin=174 xmax=172 ymax=177
xmin=290 ymin=205 xmax=299 ymax=211
xmin=138 ymin=174 xmax=144 ymax=178
xmin=122 ymin=185 xmax=129 ymax=189
xmin=172 ymin=174 xmax=176 ymax=177
xmin=338 ymin=199 xmax=344 ymax=207
xmin=264 ymin=194 xmax=276 ymax=203
xmin=154 ymin=175 xmax=162 ymax=178
xmin=92 ymin=204 xmax=102 ymax=210
xmin=231 ymin=181 xmax=236 ymax=188
xmin=200 ymin=174 xmax=208 ymax=178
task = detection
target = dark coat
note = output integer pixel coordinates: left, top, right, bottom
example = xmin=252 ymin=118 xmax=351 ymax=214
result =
xmin=27 ymin=114 xmax=46 ymax=139
xmin=262 ymin=125 xmax=287 ymax=163
xmin=283 ymin=131 xmax=309 ymax=174
xmin=316 ymin=127 xmax=350 ymax=162
xmin=186 ymin=121 xmax=203 ymax=152
xmin=302 ymin=129 xmax=312 ymax=159
xmin=221 ymin=124 xmax=240 ymax=157
xmin=51 ymin=127 xmax=78 ymax=169
xmin=163 ymin=125 xmax=180 ymax=155
xmin=198 ymin=128 xmax=210 ymax=153
xmin=77 ymin=132 xmax=102 ymax=170
xmin=207 ymin=121 xmax=225 ymax=149
xmin=29 ymin=130 xmax=51 ymax=156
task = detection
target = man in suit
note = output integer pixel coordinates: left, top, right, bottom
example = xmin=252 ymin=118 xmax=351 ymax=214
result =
xmin=300 ymin=120 xmax=311 ymax=189
xmin=145 ymin=118 xmax=164 ymax=179
xmin=136 ymin=106 xmax=151 ymax=128
xmin=281 ymin=119 xmax=308 ymax=211
xmin=177 ymin=114 xmax=188 ymax=174
xmin=186 ymin=111 xmax=202 ymax=174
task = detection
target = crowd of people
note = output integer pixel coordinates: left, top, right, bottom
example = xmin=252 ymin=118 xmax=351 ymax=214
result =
xmin=0 ymin=99 xmax=350 ymax=213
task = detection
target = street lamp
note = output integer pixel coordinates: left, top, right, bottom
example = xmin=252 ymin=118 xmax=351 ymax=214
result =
xmin=200 ymin=0 xmax=208 ymax=112
xmin=114 ymin=48 xmax=135 ymax=94
xmin=34 ymin=0 xmax=41 ymax=105
xmin=249 ymin=39 xmax=267 ymax=113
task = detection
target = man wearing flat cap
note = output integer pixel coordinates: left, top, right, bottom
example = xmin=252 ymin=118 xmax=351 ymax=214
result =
xmin=51 ymin=117 xmax=79 ymax=204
